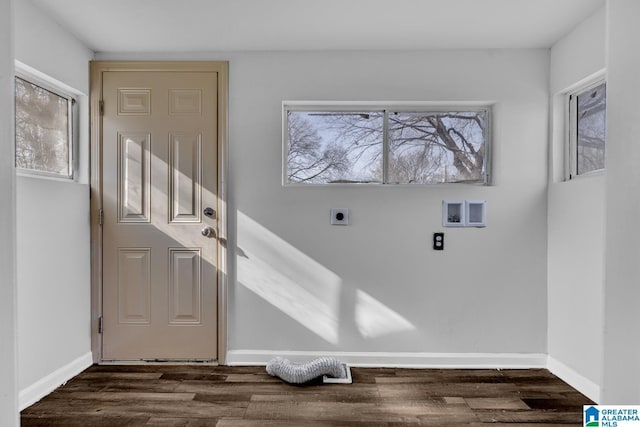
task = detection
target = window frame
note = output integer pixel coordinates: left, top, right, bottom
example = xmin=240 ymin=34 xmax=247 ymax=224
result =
xmin=566 ymin=78 xmax=606 ymax=180
xmin=282 ymin=101 xmax=492 ymax=186
xmin=14 ymin=69 xmax=79 ymax=181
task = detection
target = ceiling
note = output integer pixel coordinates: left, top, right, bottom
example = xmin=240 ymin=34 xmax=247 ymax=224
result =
xmin=30 ymin=0 xmax=604 ymax=53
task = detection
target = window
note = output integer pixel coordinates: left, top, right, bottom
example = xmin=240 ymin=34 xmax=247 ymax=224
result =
xmin=568 ymin=81 xmax=606 ymax=178
xmin=15 ymin=76 xmax=76 ymax=178
xmin=284 ymin=104 xmax=491 ymax=185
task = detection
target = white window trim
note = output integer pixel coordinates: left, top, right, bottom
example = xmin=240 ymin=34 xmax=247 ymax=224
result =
xmin=565 ymin=77 xmax=606 ymax=181
xmin=282 ymin=101 xmax=493 ymax=187
xmin=14 ymin=61 xmax=80 ymax=181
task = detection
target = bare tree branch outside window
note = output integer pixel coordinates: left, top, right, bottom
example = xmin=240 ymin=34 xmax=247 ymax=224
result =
xmin=285 ymin=107 xmax=488 ymax=184
xmin=15 ymin=77 xmax=72 ymax=177
xmin=287 ymin=111 xmax=383 ymax=183
xmin=387 ymin=111 xmax=486 ymax=183
xmin=576 ymin=83 xmax=606 ymax=175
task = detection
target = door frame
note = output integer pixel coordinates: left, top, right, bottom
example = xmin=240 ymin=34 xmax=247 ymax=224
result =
xmin=89 ymin=61 xmax=229 ymax=364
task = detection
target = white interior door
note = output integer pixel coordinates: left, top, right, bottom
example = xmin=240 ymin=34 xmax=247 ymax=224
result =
xmin=101 ymin=70 xmax=218 ymax=361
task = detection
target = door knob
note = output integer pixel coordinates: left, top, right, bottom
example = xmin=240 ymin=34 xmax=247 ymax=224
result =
xmin=201 ymin=227 xmax=216 ymax=238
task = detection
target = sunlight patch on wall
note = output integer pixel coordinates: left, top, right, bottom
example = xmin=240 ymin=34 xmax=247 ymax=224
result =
xmin=355 ymin=289 xmax=415 ymax=339
xmin=237 ymin=212 xmax=341 ymax=344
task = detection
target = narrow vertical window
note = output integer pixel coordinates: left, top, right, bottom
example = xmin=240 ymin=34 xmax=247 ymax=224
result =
xmin=15 ymin=76 xmax=75 ymax=178
xmin=569 ymin=81 xmax=606 ymax=178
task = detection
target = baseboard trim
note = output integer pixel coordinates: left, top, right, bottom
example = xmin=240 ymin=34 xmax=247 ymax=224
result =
xmin=547 ymin=356 xmax=600 ymax=403
xmin=19 ymin=352 xmax=93 ymax=411
xmin=16 ymin=351 xmax=598 ymax=406
xmin=227 ymin=350 xmax=547 ymax=369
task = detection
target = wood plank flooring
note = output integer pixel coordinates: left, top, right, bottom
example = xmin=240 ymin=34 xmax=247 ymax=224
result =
xmin=21 ymin=365 xmax=593 ymax=426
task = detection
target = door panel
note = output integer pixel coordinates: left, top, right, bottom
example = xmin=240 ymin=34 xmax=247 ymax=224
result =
xmin=169 ymin=132 xmax=202 ymax=223
xmin=102 ymin=71 xmax=218 ymax=361
xmin=169 ymin=249 xmax=202 ymax=324
xmin=117 ymin=248 xmax=151 ymax=324
xmin=118 ymin=132 xmax=150 ymax=223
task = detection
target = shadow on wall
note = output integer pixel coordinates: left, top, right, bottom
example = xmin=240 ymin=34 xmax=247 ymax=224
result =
xmin=236 ymin=212 xmax=415 ymax=346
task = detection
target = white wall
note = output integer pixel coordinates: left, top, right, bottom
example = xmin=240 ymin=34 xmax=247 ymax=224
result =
xmin=547 ymin=7 xmax=606 ymax=402
xmin=550 ymin=7 xmax=606 ymax=95
xmin=99 ymin=49 xmax=550 ymax=364
xmin=602 ymin=0 xmax=640 ymax=404
xmin=14 ymin=0 xmax=93 ymax=408
xmin=0 ymin=0 xmax=18 ymax=423
xmin=230 ymin=50 xmax=550 ymax=361
xmin=549 ymin=7 xmax=607 ymax=182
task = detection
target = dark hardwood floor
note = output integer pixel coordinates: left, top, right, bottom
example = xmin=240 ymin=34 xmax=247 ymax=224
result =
xmin=21 ymin=365 xmax=593 ymax=426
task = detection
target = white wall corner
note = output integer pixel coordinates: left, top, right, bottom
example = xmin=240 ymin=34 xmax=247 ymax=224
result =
xmin=227 ymin=350 xmax=547 ymax=369
xmin=547 ymin=355 xmax=600 ymax=403
xmin=19 ymin=352 xmax=93 ymax=411
xmin=0 ymin=0 xmax=17 ymax=424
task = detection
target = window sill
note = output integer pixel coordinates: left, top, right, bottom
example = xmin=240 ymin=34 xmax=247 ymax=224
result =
xmin=565 ymin=169 xmax=605 ymax=183
xmin=17 ymin=169 xmax=76 ymax=183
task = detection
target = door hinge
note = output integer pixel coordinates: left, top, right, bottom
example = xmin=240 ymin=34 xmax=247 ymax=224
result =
xmin=98 ymin=209 xmax=104 ymax=225
xmin=98 ymin=316 xmax=103 ymax=334
xmin=99 ymin=100 xmax=104 ymax=116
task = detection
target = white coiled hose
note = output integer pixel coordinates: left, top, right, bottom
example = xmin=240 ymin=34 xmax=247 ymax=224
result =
xmin=266 ymin=356 xmax=346 ymax=384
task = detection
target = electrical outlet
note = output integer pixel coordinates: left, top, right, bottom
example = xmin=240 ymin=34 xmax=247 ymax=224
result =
xmin=433 ymin=232 xmax=444 ymax=250
xmin=331 ymin=208 xmax=349 ymax=225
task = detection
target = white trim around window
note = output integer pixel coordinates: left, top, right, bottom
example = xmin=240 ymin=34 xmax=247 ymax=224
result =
xmin=283 ymin=101 xmax=493 ymax=186
xmin=14 ymin=61 xmax=80 ymax=181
